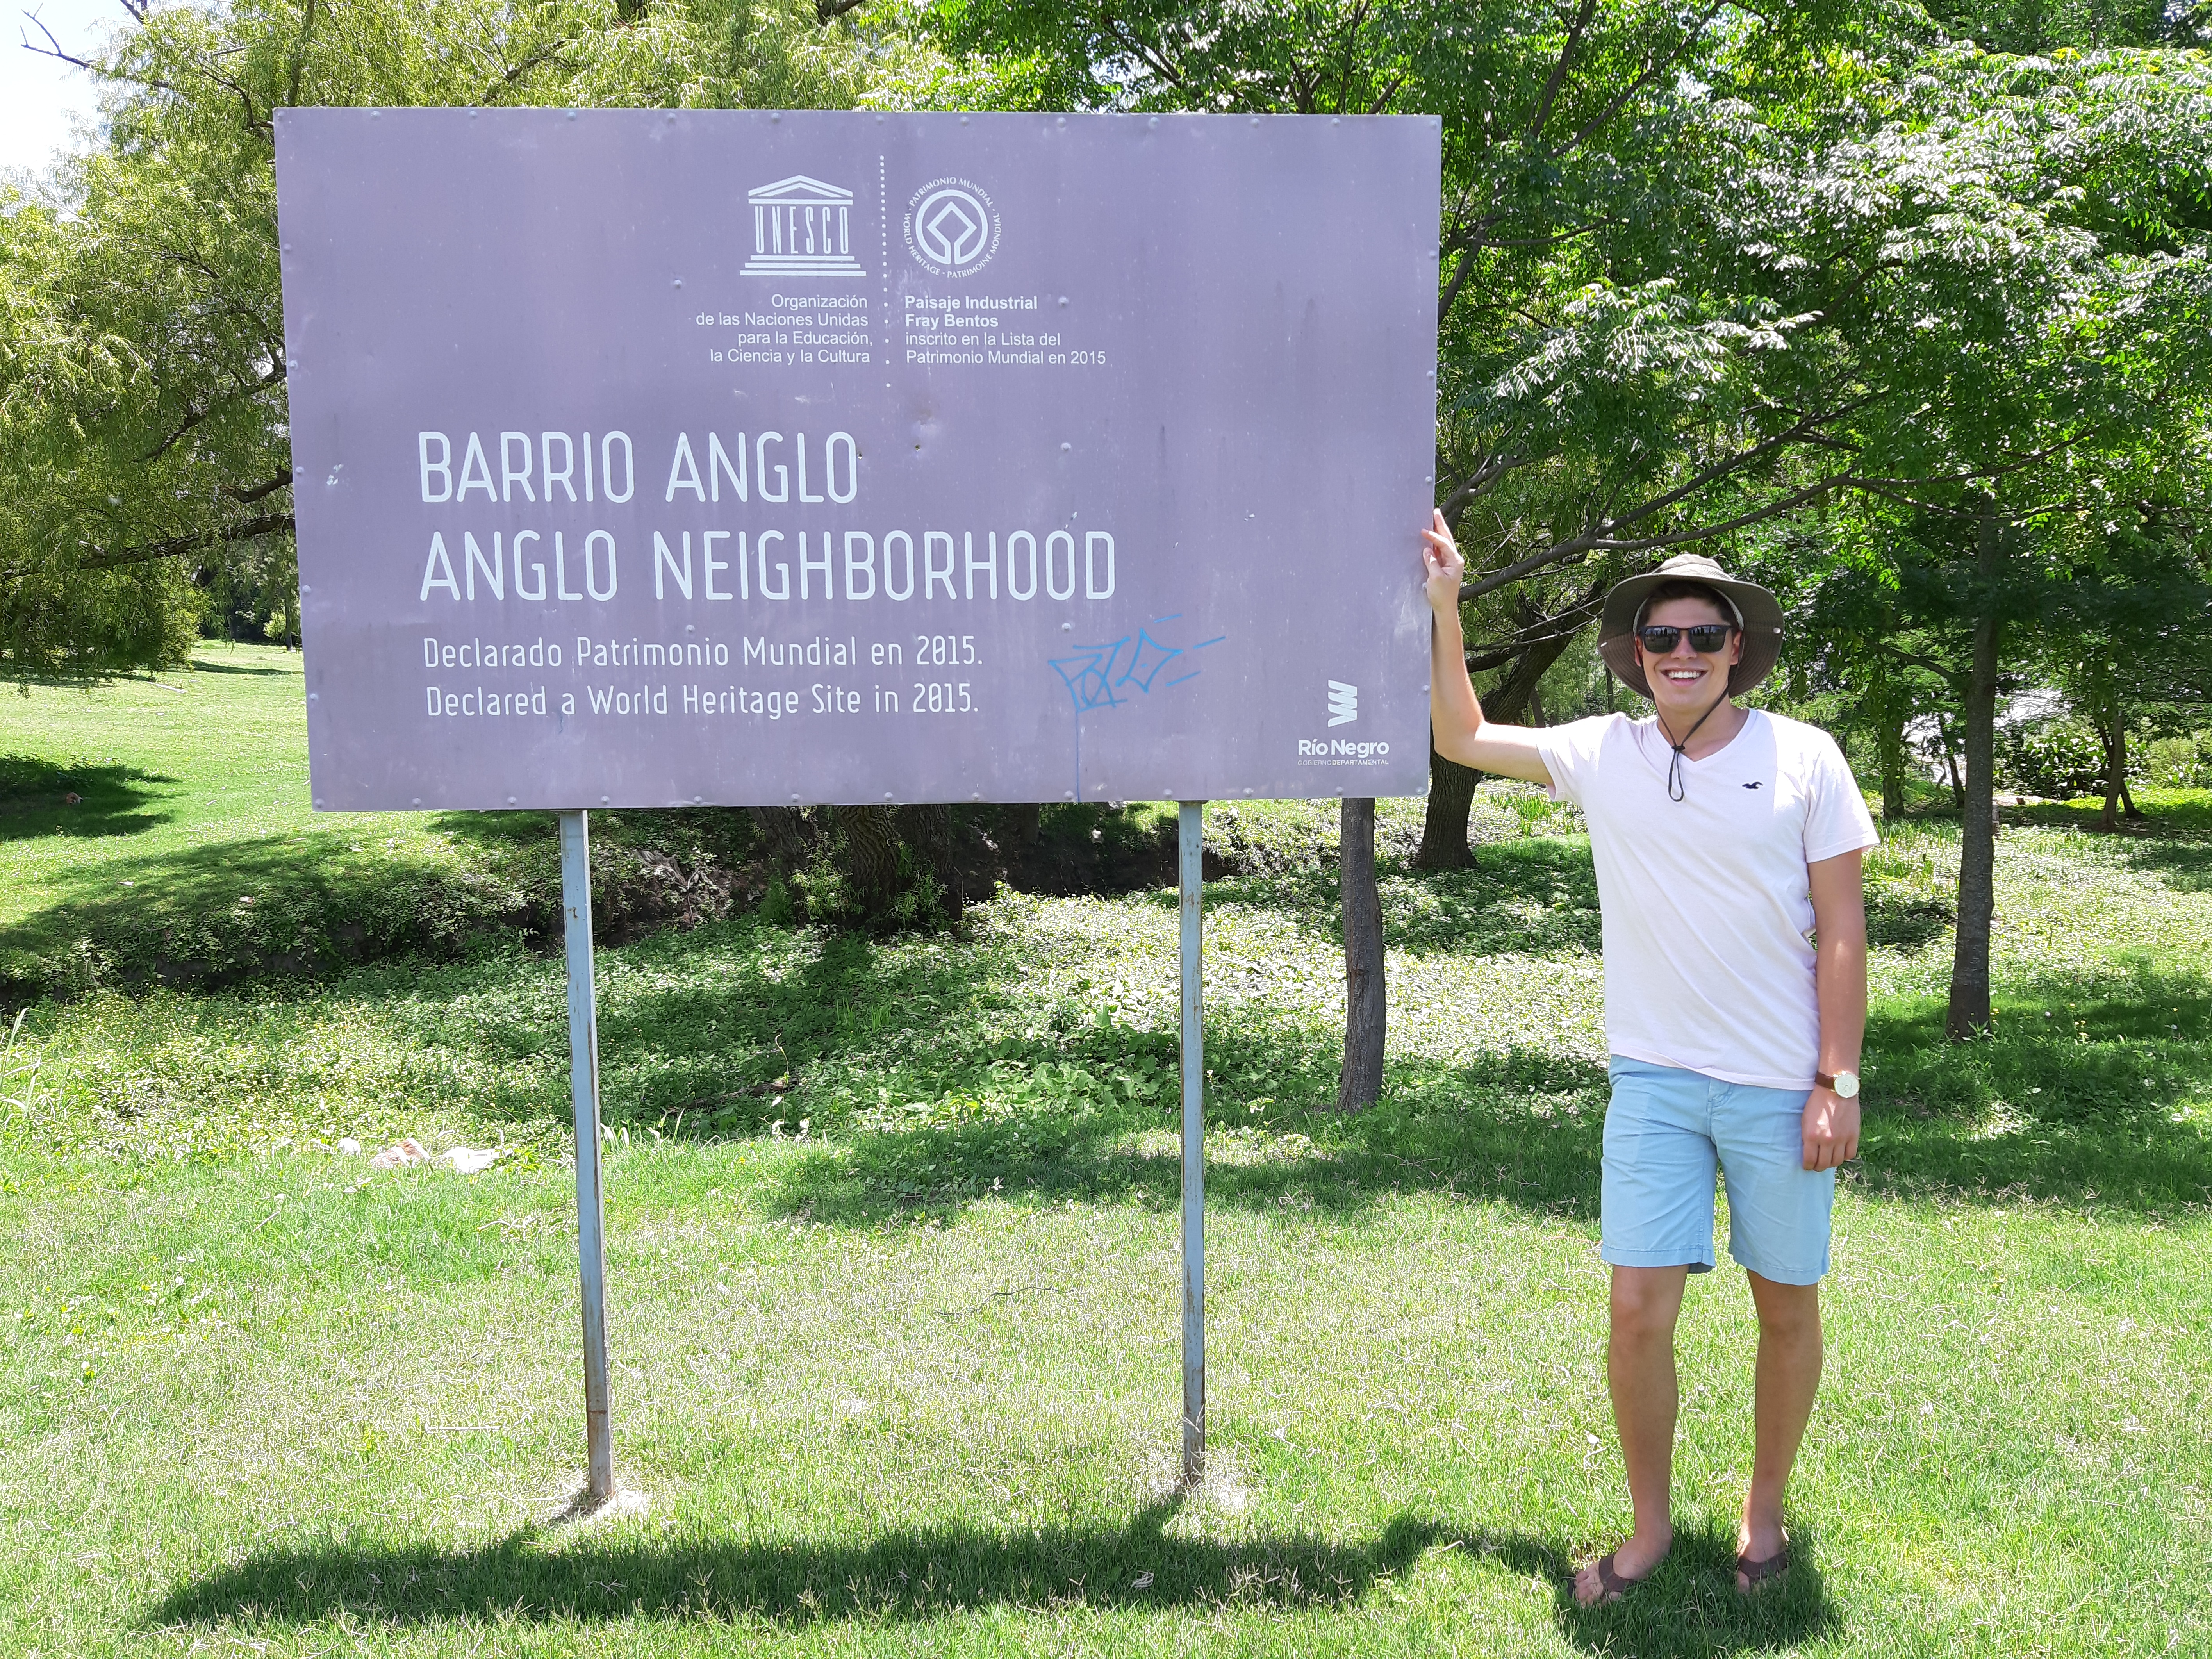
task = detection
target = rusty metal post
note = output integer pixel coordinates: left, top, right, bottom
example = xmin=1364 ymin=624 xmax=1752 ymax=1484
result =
xmin=559 ymin=810 xmax=614 ymax=1504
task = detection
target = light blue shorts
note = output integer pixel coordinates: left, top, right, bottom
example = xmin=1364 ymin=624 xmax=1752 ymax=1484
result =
xmin=1602 ymin=1055 xmax=1834 ymax=1285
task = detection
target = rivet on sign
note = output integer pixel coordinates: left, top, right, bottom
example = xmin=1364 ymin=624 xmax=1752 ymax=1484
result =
xmin=1058 ymin=296 xmax=1068 ymax=307
xmin=1332 ymin=117 xmax=1341 ymax=125
xmin=960 ymin=115 xmax=969 ymax=125
xmin=1065 ymin=791 xmax=1076 ymax=799
xmin=412 ymin=798 xmax=422 ymax=807
xmin=1057 ymin=116 xmax=1066 ymax=126
xmin=507 ymin=796 xmax=517 ymax=805
xmin=1149 ymin=116 xmax=1159 ymax=128
xmin=602 ymin=796 xmax=611 ymax=805
xmin=1061 ymin=621 xmax=1073 ymax=631
xmin=1250 ymin=117 xmax=1260 ymax=126
xmin=1061 ymin=442 xmax=1072 ymax=451
xmin=673 ymin=279 xmax=683 ymax=288
xmin=885 ymin=792 xmax=894 ymax=801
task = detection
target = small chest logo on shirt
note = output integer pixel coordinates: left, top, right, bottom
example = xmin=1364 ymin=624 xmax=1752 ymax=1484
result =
xmin=1743 ymin=781 xmax=1763 ymax=790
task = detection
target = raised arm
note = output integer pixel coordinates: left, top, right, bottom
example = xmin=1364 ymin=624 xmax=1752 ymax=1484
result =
xmin=1419 ymin=511 xmax=1552 ymax=787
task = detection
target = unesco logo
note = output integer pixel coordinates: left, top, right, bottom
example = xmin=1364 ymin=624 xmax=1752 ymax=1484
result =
xmin=904 ymin=177 xmax=1000 ymax=277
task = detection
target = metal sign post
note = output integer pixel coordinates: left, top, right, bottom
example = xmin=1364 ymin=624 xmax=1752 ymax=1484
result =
xmin=1178 ymin=800 xmax=1206 ymax=1484
xmin=558 ymin=810 xmax=615 ymax=1505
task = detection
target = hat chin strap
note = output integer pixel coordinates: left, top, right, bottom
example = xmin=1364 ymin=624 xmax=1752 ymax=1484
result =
xmin=1656 ymin=676 xmax=1731 ymax=802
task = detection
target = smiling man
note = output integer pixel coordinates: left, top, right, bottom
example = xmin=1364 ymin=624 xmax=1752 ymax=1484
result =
xmin=1415 ymin=519 xmax=1877 ymax=1604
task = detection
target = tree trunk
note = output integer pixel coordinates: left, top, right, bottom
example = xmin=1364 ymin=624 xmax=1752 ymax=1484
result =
xmin=2098 ymin=716 xmax=2145 ymax=823
xmin=1337 ymin=797 xmax=1385 ymax=1111
xmin=749 ymin=805 xmax=807 ymax=869
xmin=1413 ymin=744 xmax=1481 ymax=869
xmin=836 ymin=805 xmax=901 ymax=917
xmin=1874 ymin=669 xmax=1908 ymax=820
xmin=1946 ymin=510 xmax=2003 ymax=1041
xmin=2097 ymin=712 xmax=2124 ymax=833
xmin=1411 ymin=632 xmax=1575 ymax=871
xmin=1937 ymin=712 xmax=1966 ymax=807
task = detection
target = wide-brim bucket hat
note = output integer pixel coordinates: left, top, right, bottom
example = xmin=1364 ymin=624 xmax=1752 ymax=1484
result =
xmin=1597 ymin=552 xmax=1785 ymax=699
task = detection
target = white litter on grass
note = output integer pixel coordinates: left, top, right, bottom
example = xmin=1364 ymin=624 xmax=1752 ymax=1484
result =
xmin=362 ymin=1138 xmax=499 ymax=1173
xmin=335 ymin=1138 xmax=362 ymax=1156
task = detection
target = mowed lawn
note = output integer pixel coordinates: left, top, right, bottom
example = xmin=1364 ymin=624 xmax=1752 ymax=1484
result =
xmin=1 ymin=660 xmax=2208 ymax=1656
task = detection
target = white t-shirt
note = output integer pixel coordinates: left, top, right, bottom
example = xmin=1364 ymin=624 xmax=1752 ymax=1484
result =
xmin=1534 ymin=709 xmax=1878 ymax=1090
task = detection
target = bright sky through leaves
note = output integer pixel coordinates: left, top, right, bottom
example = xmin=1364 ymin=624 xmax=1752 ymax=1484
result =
xmin=0 ymin=0 xmax=112 ymax=176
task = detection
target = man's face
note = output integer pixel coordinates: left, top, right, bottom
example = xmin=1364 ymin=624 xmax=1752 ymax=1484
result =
xmin=1634 ymin=594 xmax=1743 ymax=717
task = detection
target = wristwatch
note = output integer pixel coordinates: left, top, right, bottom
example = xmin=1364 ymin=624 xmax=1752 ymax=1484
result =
xmin=1815 ymin=1070 xmax=1861 ymax=1099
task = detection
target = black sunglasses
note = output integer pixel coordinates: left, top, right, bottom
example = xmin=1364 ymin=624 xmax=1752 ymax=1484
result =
xmin=1637 ymin=623 xmax=1737 ymax=655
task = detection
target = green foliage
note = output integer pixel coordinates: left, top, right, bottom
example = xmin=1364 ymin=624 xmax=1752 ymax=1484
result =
xmin=2143 ymin=730 xmax=2212 ymax=786
xmin=0 ymin=0 xmax=938 ymax=681
xmin=1999 ymin=716 xmax=2110 ymax=796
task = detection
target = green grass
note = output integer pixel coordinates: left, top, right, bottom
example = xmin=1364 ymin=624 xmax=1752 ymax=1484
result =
xmin=0 ymin=643 xmax=753 ymax=997
xmin=1 ymin=670 xmax=2209 ymax=1655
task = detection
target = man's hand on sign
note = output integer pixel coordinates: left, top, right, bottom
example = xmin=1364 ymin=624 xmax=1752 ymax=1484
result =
xmin=1418 ymin=509 xmax=1466 ymax=617
xmin=1802 ymin=1086 xmax=1859 ymax=1172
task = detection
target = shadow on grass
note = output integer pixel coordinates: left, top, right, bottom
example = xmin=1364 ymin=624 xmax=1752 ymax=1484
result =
xmin=187 ymin=655 xmax=296 ymax=676
xmin=0 ymin=754 xmax=175 ymax=844
xmin=1190 ymin=834 xmax=1605 ymax=959
xmin=0 ymin=829 xmax=537 ymax=996
xmin=1466 ymin=1522 xmax=1839 ymax=1658
xmin=1855 ymin=960 xmax=2212 ymax=1209
xmin=562 ymin=920 xmax=2212 ymax=1224
xmin=145 ymin=1506 xmax=1835 ymax=1651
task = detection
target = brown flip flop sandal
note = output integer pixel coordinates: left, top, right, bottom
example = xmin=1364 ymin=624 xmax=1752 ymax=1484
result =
xmin=1589 ymin=1551 xmax=1653 ymax=1604
xmin=1735 ymin=1546 xmax=1791 ymax=1592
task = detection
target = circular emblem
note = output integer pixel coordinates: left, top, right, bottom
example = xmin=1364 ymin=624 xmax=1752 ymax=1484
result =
xmin=904 ymin=177 xmax=1000 ymax=277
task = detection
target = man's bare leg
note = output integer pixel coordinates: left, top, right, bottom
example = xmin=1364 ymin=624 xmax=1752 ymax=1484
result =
xmin=1739 ymin=1272 xmax=1821 ymax=1588
xmin=1574 ymin=1265 xmax=1690 ymax=1607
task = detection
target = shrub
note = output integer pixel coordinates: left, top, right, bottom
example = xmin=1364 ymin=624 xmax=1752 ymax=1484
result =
xmin=1998 ymin=719 xmax=2107 ymax=798
xmin=2142 ymin=732 xmax=2212 ymax=789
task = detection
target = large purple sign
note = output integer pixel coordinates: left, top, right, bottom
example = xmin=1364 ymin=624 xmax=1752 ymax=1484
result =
xmin=274 ymin=110 xmax=1440 ymax=810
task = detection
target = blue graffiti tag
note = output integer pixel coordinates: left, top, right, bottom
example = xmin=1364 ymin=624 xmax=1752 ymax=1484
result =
xmin=1050 ymin=615 xmax=1226 ymax=712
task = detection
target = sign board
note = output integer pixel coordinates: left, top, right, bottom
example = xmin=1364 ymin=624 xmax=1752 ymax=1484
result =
xmin=274 ymin=109 xmax=1441 ymax=810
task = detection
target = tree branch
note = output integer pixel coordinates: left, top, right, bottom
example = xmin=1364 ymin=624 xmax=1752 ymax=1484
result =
xmin=68 ymin=513 xmax=294 ymax=574
xmin=223 ymin=469 xmax=292 ymax=505
xmin=1526 ymin=0 xmax=1599 ymax=153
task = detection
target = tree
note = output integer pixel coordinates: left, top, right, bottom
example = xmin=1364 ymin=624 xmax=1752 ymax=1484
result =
xmin=927 ymin=0 xmax=1882 ymax=1095
xmin=0 ymin=0 xmax=923 ymax=683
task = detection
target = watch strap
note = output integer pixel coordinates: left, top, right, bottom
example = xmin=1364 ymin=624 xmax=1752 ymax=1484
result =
xmin=1814 ymin=1070 xmax=1858 ymax=1095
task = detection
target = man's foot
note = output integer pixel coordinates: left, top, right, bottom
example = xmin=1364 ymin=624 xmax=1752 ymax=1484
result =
xmin=1573 ymin=1533 xmax=1670 ymax=1607
xmin=1735 ymin=1518 xmax=1790 ymax=1594
xmin=1735 ymin=1543 xmax=1790 ymax=1594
